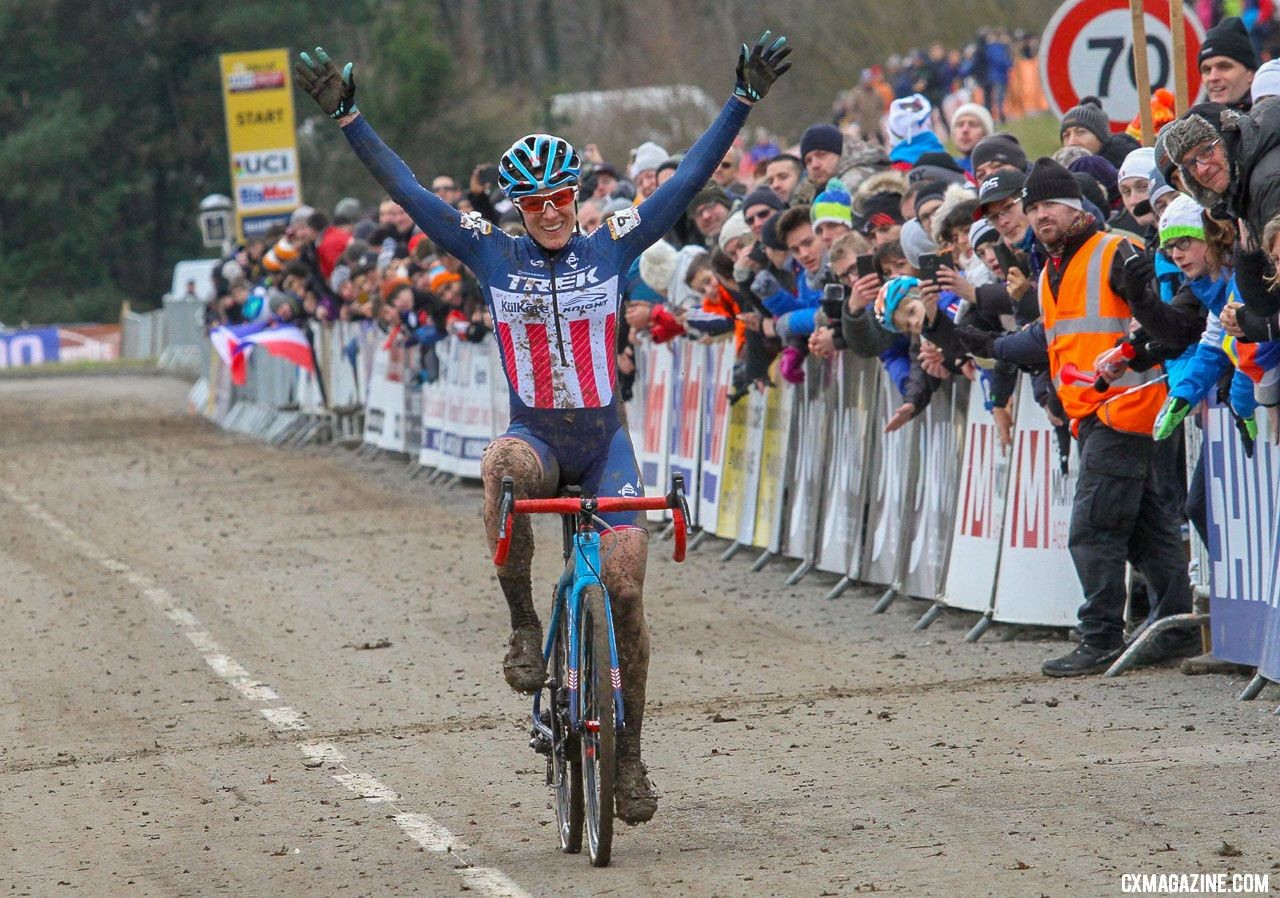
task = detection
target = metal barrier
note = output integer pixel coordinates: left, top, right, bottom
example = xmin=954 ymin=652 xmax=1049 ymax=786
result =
xmin=120 ymin=308 xmax=165 ymax=360
xmin=159 ymin=296 xmax=207 ymax=371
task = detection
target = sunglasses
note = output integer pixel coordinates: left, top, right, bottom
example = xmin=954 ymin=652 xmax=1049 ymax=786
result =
xmin=515 ymin=186 xmax=578 ymax=215
xmin=745 ymin=208 xmax=774 ymax=224
xmin=718 ymin=160 xmax=734 ymax=170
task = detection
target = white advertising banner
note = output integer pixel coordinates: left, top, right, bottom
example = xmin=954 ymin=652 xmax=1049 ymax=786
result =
xmin=991 ymin=376 xmax=1081 ymax=627
xmin=697 ymin=342 xmax=733 ymax=530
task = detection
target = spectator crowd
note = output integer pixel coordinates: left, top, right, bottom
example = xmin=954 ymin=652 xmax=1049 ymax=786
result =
xmin=206 ymin=8 xmax=1280 ymax=677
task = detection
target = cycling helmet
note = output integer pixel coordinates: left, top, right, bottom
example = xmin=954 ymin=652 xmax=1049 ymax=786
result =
xmin=498 ymin=134 xmax=581 ymax=199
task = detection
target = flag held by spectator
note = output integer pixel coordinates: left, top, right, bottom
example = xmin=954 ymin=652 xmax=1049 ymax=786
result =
xmin=209 ymin=321 xmax=314 ymax=386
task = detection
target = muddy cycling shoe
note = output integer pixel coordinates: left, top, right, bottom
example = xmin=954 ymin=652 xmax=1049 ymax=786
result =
xmin=614 ymin=756 xmax=658 ymax=825
xmin=502 ymin=626 xmax=546 ymax=693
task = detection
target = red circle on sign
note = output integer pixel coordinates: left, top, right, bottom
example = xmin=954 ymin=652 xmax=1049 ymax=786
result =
xmin=1040 ymin=0 xmax=1204 ymax=132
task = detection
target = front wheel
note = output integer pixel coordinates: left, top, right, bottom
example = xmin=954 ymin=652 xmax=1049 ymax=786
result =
xmin=579 ymin=585 xmax=616 ymax=867
xmin=552 ymin=609 xmax=583 ymax=853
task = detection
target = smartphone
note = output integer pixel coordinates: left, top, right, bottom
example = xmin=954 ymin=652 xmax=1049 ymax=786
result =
xmin=918 ymin=252 xmax=942 ymax=285
xmin=939 ymin=251 xmax=955 ymax=269
xmin=994 ymin=242 xmax=1026 ymax=279
xmin=855 ymin=254 xmax=876 ymax=279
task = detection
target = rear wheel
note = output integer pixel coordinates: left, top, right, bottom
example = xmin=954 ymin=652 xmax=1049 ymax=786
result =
xmin=552 ymin=609 xmax=583 ymax=853
xmin=579 ymin=585 xmax=615 ymax=867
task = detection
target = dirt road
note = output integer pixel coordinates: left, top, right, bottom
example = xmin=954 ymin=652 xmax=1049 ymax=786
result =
xmin=1 ymin=375 xmax=1277 ymax=897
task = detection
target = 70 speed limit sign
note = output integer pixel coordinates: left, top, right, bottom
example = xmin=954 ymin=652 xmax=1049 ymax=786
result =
xmin=1039 ymin=0 xmax=1205 ymax=131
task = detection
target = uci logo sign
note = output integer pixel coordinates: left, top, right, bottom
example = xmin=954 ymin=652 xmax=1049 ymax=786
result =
xmin=233 ymin=149 xmax=296 ymax=178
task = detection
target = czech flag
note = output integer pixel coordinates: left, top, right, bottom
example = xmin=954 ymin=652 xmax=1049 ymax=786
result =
xmin=209 ymin=321 xmax=314 ymax=386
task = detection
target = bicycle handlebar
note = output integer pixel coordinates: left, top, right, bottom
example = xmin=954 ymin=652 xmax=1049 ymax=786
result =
xmin=493 ymin=473 xmax=691 ymax=566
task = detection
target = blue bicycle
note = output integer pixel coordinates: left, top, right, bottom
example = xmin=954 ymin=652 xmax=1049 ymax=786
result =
xmin=493 ymin=473 xmax=690 ymax=867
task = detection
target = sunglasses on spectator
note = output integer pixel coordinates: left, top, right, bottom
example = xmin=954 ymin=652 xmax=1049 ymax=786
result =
xmin=745 ymin=208 xmax=774 ymax=224
xmin=1183 ymin=138 xmax=1222 ymax=173
xmin=515 ymin=186 xmax=578 ymax=215
xmin=718 ymin=160 xmax=734 ymax=170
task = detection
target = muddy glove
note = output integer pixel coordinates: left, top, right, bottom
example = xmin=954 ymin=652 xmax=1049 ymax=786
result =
xmin=1231 ymin=409 xmax=1258 ymax=459
xmin=734 ymin=31 xmax=792 ymax=103
xmin=751 ymin=268 xmax=782 ymax=299
xmin=294 ymin=47 xmax=357 ymax=119
xmin=1152 ymin=395 xmax=1192 ymax=441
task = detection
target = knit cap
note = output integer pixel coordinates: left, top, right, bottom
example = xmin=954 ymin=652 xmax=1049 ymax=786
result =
xmin=717 ymin=210 xmax=752 ymax=251
xmin=1252 ymin=58 xmax=1280 ymax=103
xmin=1199 ymin=16 xmax=1258 ymax=72
xmin=887 ymin=94 xmax=933 ymax=143
xmin=1158 ymin=194 xmax=1206 ymax=246
xmin=1059 ymin=97 xmax=1110 ymax=146
xmin=810 ymin=186 xmax=854 ymax=229
xmin=898 ymin=218 xmax=937 ymax=269
xmin=1118 ymin=147 xmax=1157 ymax=184
xmin=950 ymin=102 xmax=995 ymax=137
xmin=639 ymin=239 xmax=678 ymax=296
xmin=629 ymin=141 xmax=669 ymax=178
xmin=880 ymin=276 xmax=921 ymax=333
xmin=1021 ymin=157 xmax=1083 ymax=210
xmin=800 ymin=123 xmax=843 ymax=161
xmin=970 ymin=134 xmax=1029 ymax=173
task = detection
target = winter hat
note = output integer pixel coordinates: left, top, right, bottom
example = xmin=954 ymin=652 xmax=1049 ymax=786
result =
xmin=950 ymin=102 xmax=995 ymax=137
xmin=970 ymin=134 xmax=1029 ymax=173
xmin=880 ymin=276 xmax=921 ymax=333
xmin=968 ymin=218 xmax=999 ymax=251
xmin=1068 ymin=154 xmax=1120 ymax=203
xmin=914 ymin=180 xmax=950 ymax=211
xmin=289 ymin=205 xmax=316 ymax=227
xmin=761 ymin=212 xmax=787 ymax=251
xmin=1073 ymin=172 xmax=1109 ymax=214
xmin=639 ymin=239 xmax=678 ymax=296
xmin=742 ymin=185 xmax=786 ymax=215
xmin=974 ymin=168 xmax=1026 ymax=218
xmin=886 ymin=94 xmax=934 ymax=143
xmin=1147 ymin=167 xmax=1178 ymax=209
xmin=1125 ymin=89 xmax=1177 ymax=142
xmin=810 ymin=186 xmax=854 ymax=229
xmin=429 ymin=269 xmax=462 ymax=292
xmin=1161 ymin=104 xmax=1227 ymax=170
xmin=1118 ymin=147 xmax=1156 ymax=184
xmin=1059 ymin=98 xmax=1110 ymax=146
xmin=859 ymin=192 xmax=905 ymax=233
xmin=1252 ymin=59 xmax=1280 ymax=103
xmin=800 ymin=123 xmax=843 ymax=161
xmin=333 ymin=197 xmax=363 ymax=224
xmin=909 ymin=151 xmax=969 ymax=185
xmin=629 ymin=140 xmax=669 ymax=178
xmin=687 ymin=184 xmax=733 ymax=217
xmin=898 ymin=218 xmax=937 ymax=269
xmin=1021 ymin=157 xmax=1084 ymax=211
xmin=1199 ymin=16 xmax=1258 ymax=72
xmin=717 ymin=210 xmax=752 ymax=251
xmin=601 ymin=196 xmax=632 ymax=216
xmin=656 ymin=156 xmax=682 ymax=178
xmin=1158 ymin=194 xmax=1207 ymax=246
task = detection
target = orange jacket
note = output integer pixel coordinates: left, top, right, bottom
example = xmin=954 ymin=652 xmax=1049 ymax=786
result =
xmin=1041 ymin=231 xmax=1167 ymax=435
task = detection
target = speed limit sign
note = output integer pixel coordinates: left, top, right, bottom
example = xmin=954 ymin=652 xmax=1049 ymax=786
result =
xmin=1039 ymin=0 xmax=1205 ymax=131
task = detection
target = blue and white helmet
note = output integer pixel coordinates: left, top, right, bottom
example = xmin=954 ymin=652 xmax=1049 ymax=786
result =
xmin=498 ymin=133 xmax=581 ymax=199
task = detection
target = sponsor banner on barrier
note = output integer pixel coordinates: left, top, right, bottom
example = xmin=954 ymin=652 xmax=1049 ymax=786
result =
xmin=363 ymin=343 xmax=406 ymax=453
xmin=754 ymin=375 xmax=792 ymax=552
xmin=639 ymin=342 xmax=673 ymax=520
xmin=784 ymin=358 xmax=828 ymax=563
xmin=419 ymin=361 xmax=446 ymax=470
xmin=715 ymin=393 xmax=750 ymax=539
xmin=438 ymin=338 xmax=498 ymax=478
xmin=904 ymin=380 xmax=968 ymax=600
xmin=625 ymin=343 xmax=648 ymax=476
xmin=666 ymin=339 xmax=705 ymax=522
xmin=736 ymin=384 xmax=768 ymax=547
xmin=862 ymin=373 xmax=916 ymax=586
xmin=698 ymin=341 xmax=733 ymax=530
xmin=944 ymin=376 xmax=1012 ymax=613
xmin=991 ymin=376 xmax=1080 ymax=627
xmin=816 ymin=355 xmax=879 ymax=576
xmin=1204 ymin=400 xmax=1280 ymax=669
xmin=0 ymin=327 xmax=60 ymax=368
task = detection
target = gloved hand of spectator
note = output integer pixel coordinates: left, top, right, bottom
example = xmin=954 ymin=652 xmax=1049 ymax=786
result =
xmin=295 ymin=48 xmax=357 ymax=119
xmin=1153 ymin=395 xmax=1192 ymax=441
xmin=751 ymin=269 xmax=782 ymax=299
xmin=1120 ymin=250 xmax=1155 ymax=307
xmin=734 ymin=31 xmax=792 ymax=103
xmin=1235 ymin=412 xmax=1259 ymax=459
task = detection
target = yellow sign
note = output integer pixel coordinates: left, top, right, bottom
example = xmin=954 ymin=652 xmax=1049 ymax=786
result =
xmin=219 ymin=49 xmax=302 ymax=242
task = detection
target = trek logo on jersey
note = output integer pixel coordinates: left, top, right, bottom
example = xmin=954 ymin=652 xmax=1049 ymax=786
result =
xmin=606 ymin=207 xmax=641 ymax=240
xmin=618 ymin=481 xmax=638 ymax=497
xmin=459 ymin=210 xmax=493 ymax=237
xmin=504 ymin=266 xmax=601 ymax=293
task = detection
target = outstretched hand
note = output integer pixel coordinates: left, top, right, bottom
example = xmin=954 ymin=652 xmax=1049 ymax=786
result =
xmin=294 ymin=47 xmax=357 ymax=119
xmin=734 ymin=31 xmax=792 ymax=103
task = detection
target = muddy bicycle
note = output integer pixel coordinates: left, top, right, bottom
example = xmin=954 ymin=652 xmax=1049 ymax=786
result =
xmin=493 ymin=473 xmax=690 ymax=866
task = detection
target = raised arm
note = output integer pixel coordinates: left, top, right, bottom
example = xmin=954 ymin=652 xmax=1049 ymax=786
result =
xmin=294 ymin=48 xmax=487 ymax=268
xmin=613 ymin=32 xmax=791 ymax=261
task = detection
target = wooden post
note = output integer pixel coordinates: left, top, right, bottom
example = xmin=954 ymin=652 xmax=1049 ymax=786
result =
xmin=1130 ymin=0 xmax=1155 ymax=144
xmin=1169 ymin=0 xmax=1190 ymax=114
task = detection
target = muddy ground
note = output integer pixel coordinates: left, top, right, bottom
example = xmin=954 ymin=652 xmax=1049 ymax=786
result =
xmin=1 ymin=375 xmax=1277 ymax=897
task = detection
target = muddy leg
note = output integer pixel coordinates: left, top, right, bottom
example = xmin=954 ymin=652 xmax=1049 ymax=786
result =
xmin=482 ymin=437 xmax=557 ymax=690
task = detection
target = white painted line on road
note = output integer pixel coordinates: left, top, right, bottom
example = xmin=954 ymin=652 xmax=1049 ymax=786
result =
xmin=1 ymin=483 xmax=533 ymax=898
